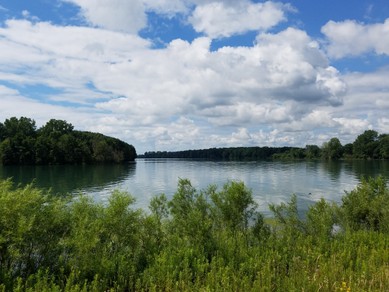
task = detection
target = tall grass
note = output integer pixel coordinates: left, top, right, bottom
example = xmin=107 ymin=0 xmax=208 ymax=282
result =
xmin=0 ymin=177 xmax=388 ymax=291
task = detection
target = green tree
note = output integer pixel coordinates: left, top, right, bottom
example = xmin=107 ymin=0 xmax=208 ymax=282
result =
xmin=305 ymin=144 xmax=321 ymax=159
xmin=3 ymin=117 xmax=36 ymax=138
xmin=378 ymin=134 xmax=389 ymax=159
xmin=321 ymin=137 xmax=343 ymax=160
xmin=342 ymin=143 xmax=353 ymax=157
xmin=353 ymin=130 xmax=379 ymax=159
xmin=0 ymin=117 xmax=37 ymax=164
xmin=0 ymin=138 xmax=14 ymax=165
xmin=38 ymin=119 xmax=74 ymax=138
xmin=35 ymin=136 xmax=50 ymax=164
xmin=0 ymin=122 xmax=5 ymax=142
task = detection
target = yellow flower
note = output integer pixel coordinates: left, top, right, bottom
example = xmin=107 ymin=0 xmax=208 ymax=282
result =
xmin=340 ymin=281 xmax=351 ymax=292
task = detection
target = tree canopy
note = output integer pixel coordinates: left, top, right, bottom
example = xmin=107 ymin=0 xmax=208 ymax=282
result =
xmin=0 ymin=117 xmax=136 ymax=165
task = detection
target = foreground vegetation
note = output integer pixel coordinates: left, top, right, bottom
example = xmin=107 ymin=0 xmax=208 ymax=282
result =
xmin=0 ymin=117 xmax=136 ymax=165
xmin=141 ymin=129 xmax=389 ymax=160
xmin=0 ymin=177 xmax=389 ymax=291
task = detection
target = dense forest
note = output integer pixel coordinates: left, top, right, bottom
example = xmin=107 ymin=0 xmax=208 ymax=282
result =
xmin=0 ymin=117 xmax=136 ymax=165
xmin=141 ymin=130 xmax=389 ymax=160
xmin=0 ymin=177 xmax=388 ymax=291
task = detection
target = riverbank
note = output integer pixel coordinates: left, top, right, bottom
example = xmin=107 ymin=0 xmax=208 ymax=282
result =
xmin=0 ymin=177 xmax=388 ymax=291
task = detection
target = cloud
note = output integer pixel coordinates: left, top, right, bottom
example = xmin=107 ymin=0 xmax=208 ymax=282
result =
xmin=21 ymin=10 xmax=40 ymax=22
xmin=0 ymin=18 xmax=352 ymax=151
xmin=0 ymin=85 xmax=99 ymax=128
xmin=313 ymin=67 xmax=389 ymax=143
xmin=333 ymin=118 xmax=371 ymax=136
xmin=254 ymin=28 xmax=346 ymax=104
xmin=0 ymin=19 xmax=149 ymax=99
xmin=143 ymin=0 xmax=188 ymax=15
xmin=64 ymin=0 xmax=147 ymax=33
xmin=63 ymin=0 xmax=293 ymax=39
xmin=342 ymin=68 xmax=389 ymax=112
xmin=322 ymin=18 xmax=389 ymax=58
xmin=96 ymin=27 xmax=345 ymax=123
xmin=377 ymin=118 xmax=389 ymax=133
xmin=189 ymin=1 xmax=291 ymax=38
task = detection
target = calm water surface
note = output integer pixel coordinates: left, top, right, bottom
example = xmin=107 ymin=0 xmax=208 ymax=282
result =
xmin=1 ymin=159 xmax=388 ymax=215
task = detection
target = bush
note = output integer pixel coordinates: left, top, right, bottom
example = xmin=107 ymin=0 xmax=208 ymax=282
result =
xmin=0 ymin=178 xmax=389 ymax=291
xmin=339 ymin=176 xmax=389 ymax=232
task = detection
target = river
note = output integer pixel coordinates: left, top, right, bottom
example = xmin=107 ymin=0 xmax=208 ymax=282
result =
xmin=1 ymin=159 xmax=388 ymax=215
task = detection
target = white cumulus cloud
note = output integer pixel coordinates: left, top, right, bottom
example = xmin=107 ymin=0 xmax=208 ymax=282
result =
xmin=64 ymin=0 xmax=147 ymax=33
xmin=189 ymin=1 xmax=290 ymax=38
xmin=0 ymin=18 xmax=352 ymax=151
xmin=322 ymin=18 xmax=389 ymax=58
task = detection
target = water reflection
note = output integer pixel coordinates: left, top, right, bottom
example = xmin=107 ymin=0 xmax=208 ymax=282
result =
xmin=0 ymin=163 xmax=136 ymax=195
xmin=344 ymin=160 xmax=389 ymax=180
xmin=1 ymin=159 xmax=388 ymax=215
xmin=121 ymin=159 xmax=389 ymax=214
xmin=320 ymin=161 xmax=343 ymax=181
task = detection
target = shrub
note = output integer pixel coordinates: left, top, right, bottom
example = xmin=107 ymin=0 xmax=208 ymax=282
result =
xmin=1 ymin=178 xmax=389 ymax=291
xmin=339 ymin=176 xmax=389 ymax=232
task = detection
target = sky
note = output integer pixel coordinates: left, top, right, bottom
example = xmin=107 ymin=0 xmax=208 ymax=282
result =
xmin=0 ymin=0 xmax=389 ymax=154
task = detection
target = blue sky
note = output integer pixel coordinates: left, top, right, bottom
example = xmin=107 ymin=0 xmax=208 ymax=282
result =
xmin=0 ymin=0 xmax=388 ymax=153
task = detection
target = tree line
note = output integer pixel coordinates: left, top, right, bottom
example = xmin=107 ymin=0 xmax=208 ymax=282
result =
xmin=141 ymin=146 xmax=298 ymax=160
xmin=0 ymin=117 xmax=136 ymax=165
xmin=141 ymin=130 xmax=389 ymax=160
xmin=0 ymin=176 xmax=388 ymax=290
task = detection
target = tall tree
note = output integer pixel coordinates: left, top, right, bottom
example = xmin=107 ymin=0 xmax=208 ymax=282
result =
xmin=305 ymin=145 xmax=321 ymax=159
xmin=353 ymin=130 xmax=379 ymax=159
xmin=321 ymin=137 xmax=343 ymax=160
xmin=3 ymin=116 xmax=36 ymax=138
xmin=378 ymin=134 xmax=389 ymax=159
xmin=38 ymin=119 xmax=74 ymax=138
xmin=0 ymin=117 xmax=37 ymax=164
xmin=0 ymin=122 xmax=5 ymax=142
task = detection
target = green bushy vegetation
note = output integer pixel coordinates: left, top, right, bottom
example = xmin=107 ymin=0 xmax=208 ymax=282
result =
xmin=0 ymin=117 xmax=136 ymax=165
xmin=0 ymin=177 xmax=389 ymax=291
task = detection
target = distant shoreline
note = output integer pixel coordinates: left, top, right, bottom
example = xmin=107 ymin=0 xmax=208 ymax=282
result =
xmin=139 ymin=129 xmax=389 ymax=160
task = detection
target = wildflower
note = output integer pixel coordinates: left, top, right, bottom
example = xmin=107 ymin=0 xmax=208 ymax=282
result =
xmin=340 ymin=281 xmax=351 ymax=291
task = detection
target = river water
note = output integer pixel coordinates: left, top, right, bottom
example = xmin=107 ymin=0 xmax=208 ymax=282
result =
xmin=1 ymin=159 xmax=388 ymax=215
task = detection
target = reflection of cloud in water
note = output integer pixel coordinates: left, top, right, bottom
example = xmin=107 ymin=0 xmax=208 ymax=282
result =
xmin=1 ymin=160 xmax=388 ymax=215
xmin=112 ymin=159 xmax=387 ymax=214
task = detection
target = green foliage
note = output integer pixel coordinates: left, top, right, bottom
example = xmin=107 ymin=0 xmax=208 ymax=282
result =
xmin=343 ymin=142 xmax=353 ymax=157
xmin=378 ymin=134 xmax=389 ymax=159
xmin=211 ymin=180 xmax=257 ymax=231
xmin=0 ymin=117 xmax=136 ymax=165
xmin=353 ymin=130 xmax=379 ymax=159
xmin=322 ymin=137 xmax=343 ymax=160
xmin=0 ymin=180 xmax=70 ymax=284
xmin=1 ymin=177 xmax=389 ymax=291
xmin=0 ymin=117 xmax=37 ymax=164
xmin=38 ymin=119 xmax=74 ymax=139
xmin=305 ymin=144 xmax=321 ymax=159
xmin=305 ymin=198 xmax=339 ymax=247
xmin=339 ymin=176 xmax=389 ymax=232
